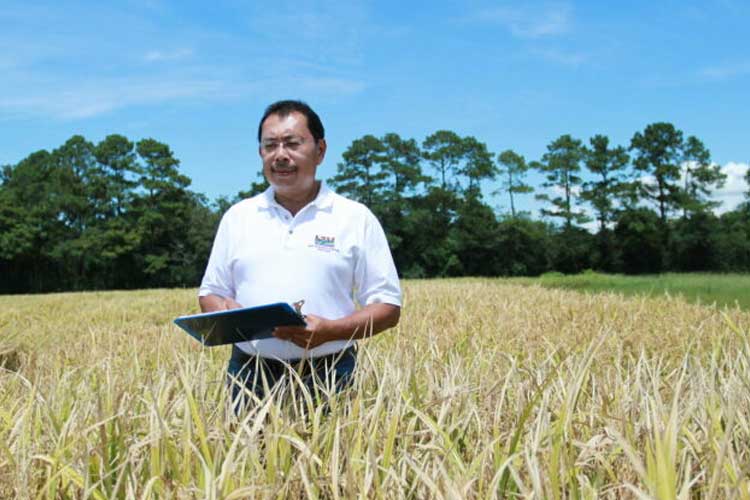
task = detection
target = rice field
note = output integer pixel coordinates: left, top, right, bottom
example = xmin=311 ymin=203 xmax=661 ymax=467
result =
xmin=512 ymin=272 xmax=750 ymax=311
xmin=1 ymin=279 xmax=750 ymax=498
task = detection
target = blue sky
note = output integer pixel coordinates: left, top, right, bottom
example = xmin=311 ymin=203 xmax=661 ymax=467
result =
xmin=2 ymin=0 xmax=748 ymax=218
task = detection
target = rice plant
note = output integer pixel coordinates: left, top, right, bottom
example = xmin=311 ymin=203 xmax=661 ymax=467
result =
xmin=1 ymin=279 xmax=749 ymax=498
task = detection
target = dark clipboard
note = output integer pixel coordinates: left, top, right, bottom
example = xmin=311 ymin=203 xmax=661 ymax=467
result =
xmin=173 ymin=302 xmax=306 ymax=346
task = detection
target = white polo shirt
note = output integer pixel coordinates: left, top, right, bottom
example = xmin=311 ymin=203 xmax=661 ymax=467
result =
xmin=198 ymin=182 xmax=402 ymax=360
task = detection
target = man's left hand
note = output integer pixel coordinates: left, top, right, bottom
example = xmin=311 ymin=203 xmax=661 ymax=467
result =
xmin=273 ymin=314 xmax=333 ymax=349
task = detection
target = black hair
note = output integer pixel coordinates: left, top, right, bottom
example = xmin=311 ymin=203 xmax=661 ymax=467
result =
xmin=257 ymin=100 xmax=325 ymax=143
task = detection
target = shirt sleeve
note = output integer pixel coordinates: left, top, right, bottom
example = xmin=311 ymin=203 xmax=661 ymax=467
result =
xmin=353 ymin=209 xmax=402 ymax=307
xmin=198 ymin=212 xmax=236 ymax=299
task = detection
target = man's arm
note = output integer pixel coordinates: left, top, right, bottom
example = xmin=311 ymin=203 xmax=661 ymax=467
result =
xmin=273 ymin=302 xmax=400 ymax=349
xmin=198 ymin=294 xmax=243 ymax=313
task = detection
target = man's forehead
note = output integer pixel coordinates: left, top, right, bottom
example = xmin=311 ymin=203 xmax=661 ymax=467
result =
xmin=261 ymin=111 xmax=310 ymax=136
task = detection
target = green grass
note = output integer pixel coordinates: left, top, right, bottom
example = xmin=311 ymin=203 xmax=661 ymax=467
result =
xmin=510 ymin=272 xmax=750 ymax=310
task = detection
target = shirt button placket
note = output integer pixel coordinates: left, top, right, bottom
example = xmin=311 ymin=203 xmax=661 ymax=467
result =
xmin=284 ymin=214 xmax=294 ymax=249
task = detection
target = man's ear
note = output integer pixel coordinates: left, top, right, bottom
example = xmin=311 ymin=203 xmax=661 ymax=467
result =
xmin=316 ymin=138 xmax=327 ymax=164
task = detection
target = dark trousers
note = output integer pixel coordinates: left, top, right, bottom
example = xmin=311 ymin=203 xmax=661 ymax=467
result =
xmin=227 ymin=345 xmax=357 ymax=411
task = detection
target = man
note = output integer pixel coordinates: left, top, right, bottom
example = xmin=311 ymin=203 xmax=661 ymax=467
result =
xmin=198 ymin=100 xmax=401 ymax=409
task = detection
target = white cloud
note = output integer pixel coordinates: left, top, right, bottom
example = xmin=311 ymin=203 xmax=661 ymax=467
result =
xmin=473 ymin=2 xmax=573 ymax=38
xmin=642 ymin=59 xmax=750 ymax=88
xmin=0 ymin=2 xmax=373 ymax=121
xmin=530 ymin=47 xmax=586 ymax=66
xmin=700 ymin=60 xmax=750 ymax=81
xmin=0 ymin=78 xmax=227 ymax=119
xmin=678 ymin=160 xmax=749 ymax=213
xmin=144 ymin=48 xmax=193 ymax=62
xmin=298 ymin=77 xmax=366 ymax=95
xmin=246 ymin=1 xmax=369 ymax=65
xmin=636 ymin=162 xmax=748 ymax=214
xmin=0 ymin=72 xmax=367 ymax=120
xmin=711 ymin=161 xmax=749 ymax=213
xmin=550 ymin=184 xmax=582 ymax=197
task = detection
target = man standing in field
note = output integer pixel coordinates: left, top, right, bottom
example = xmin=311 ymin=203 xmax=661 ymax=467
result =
xmin=198 ymin=100 xmax=401 ymax=409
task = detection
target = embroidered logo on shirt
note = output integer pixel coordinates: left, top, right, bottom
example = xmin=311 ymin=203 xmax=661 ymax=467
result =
xmin=311 ymin=235 xmax=338 ymax=252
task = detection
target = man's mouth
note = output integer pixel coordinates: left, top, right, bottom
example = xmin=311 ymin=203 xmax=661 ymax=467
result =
xmin=272 ymin=165 xmax=296 ymax=175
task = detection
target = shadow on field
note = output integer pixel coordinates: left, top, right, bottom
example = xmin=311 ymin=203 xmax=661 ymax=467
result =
xmin=0 ymin=344 xmax=23 ymax=372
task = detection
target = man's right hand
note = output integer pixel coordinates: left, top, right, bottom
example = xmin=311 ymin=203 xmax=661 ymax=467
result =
xmin=198 ymin=294 xmax=243 ymax=313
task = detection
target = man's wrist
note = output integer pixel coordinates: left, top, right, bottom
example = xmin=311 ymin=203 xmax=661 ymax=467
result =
xmin=319 ymin=317 xmax=350 ymax=342
xmin=319 ymin=318 xmax=339 ymax=342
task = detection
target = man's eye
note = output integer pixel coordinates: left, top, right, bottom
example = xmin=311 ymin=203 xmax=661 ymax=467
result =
xmin=260 ymin=138 xmax=304 ymax=153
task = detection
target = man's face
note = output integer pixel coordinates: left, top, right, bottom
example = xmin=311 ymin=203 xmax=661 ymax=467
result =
xmin=259 ymin=111 xmax=326 ymax=198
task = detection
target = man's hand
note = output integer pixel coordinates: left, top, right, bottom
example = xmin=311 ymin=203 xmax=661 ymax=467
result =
xmin=199 ymin=294 xmax=243 ymax=313
xmin=273 ymin=303 xmax=400 ymax=350
xmin=273 ymin=314 xmax=333 ymax=349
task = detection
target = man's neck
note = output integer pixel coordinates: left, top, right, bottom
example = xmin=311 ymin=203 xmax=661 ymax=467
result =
xmin=274 ymin=181 xmax=321 ymax=216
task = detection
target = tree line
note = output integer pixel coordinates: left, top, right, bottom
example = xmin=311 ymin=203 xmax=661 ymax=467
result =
xmin=1 ymin=123 xmax=749 ymax=293
xmin=0 ymin=135 xmax=216 ymax=293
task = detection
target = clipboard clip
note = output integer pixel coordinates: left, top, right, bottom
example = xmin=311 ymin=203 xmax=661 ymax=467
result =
xmin=292 ymin=299 xmax=306 ymax=318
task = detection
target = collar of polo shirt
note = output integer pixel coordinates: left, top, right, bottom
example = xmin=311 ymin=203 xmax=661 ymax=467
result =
xmin=258 ymin=181 xmax=335 ymax=212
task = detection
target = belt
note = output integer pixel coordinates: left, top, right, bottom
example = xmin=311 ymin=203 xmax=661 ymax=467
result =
xmin=230 ymin=344 xmax=356 ymax=368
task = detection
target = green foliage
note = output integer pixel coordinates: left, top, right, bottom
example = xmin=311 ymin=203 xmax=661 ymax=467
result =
xmin=132 ymin=138 xmax=199 ymax=286
xmin=714 ymin=206 xmax=750 ymax=271
xmin=0 ymin=124 xmax=748 ymax=293
xmin=614 ymin=208 xmax=664 ymax=274
xmin=398 ymin=187 xmax=460 ymax=277
xmin=0 ymin=134 xmax=216 ymax=292
xmin=459 ymin=137 xmax=496 ymax=191
xmin=580 ymin=135 xmax=630 ymax=230
xmin=533 ymin=134 xmax=590 ymax=228
xmin=93 ymin=134 xmax=139 ymax=217
xmin=630 ymin=122 xmax=684 ymax=224
xmin=448 ymin=190 xmax=501 ymax=276
xmin=330 ymin=134 xmax=388 ymax=208
xmin=629 ymin=123 xmax=725 ymax=225
xmin=422 ymin=131 xmax=496 ymax=193
xmin=680 ymin=136 xmax=725 ymax=216
xmin=381 ymin=132 xmax=429 ymax=197
xmin=669 ymin=211 xmax=721 ymax=271
xmin=549 ymin=226 xmax=596 ymax=274
xmin=495 ymin=217 xmax=552 ymax=275
xmin=620 ymin=123 xmax=734 ymax=274
xmin=496 ymin=149 xmax=534 ymax=218
xmin=422 ymin=130 xmax=464 ymax=191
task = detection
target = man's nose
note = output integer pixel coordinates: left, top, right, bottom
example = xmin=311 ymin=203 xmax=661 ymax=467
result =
xmin=274 ymin=143 xmax=293 ymax=158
